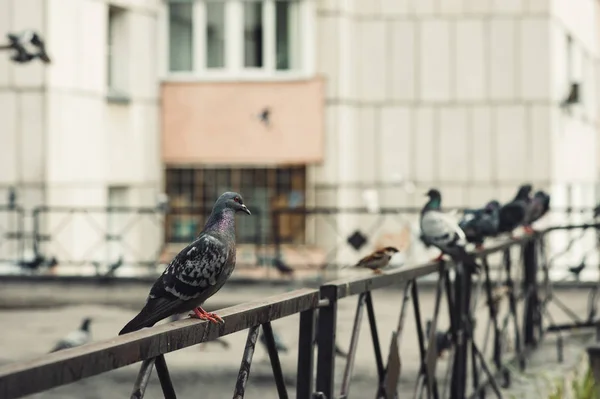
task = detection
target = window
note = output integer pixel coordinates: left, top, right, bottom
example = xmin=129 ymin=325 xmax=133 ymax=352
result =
xmin=164 ymin=167 xmax=306 ymax=244
xmin=165 ymin=0 xmax=312 ymax=78
xmin=107 ymin=6 xmax=128 ymax=96
xmin=168 ymin=1 xmax=194 ymax=72
xmin=243 ymin=2 xmax=263 ymax=68
xmin=275 ymin=0 xmax=299 ymax=70
xmin=206 ymin=2 xmax=225 ymax=68
xmin=107 ymin=186 xmax=129 ymax=260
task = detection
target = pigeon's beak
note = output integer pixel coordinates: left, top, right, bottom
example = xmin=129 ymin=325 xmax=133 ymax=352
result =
xmin=241 ymin=204 xmax=251 ymax=215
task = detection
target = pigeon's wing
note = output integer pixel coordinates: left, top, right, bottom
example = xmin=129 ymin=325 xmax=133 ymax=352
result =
xmin=498 ymin=202 xmax=526 ymax=232
xmin=64 ymin=330 xmax=90 ymax=347
xmin=119 ymin=234 xmax=229 ymax=335
xmin=421 ymin=211 xmax=466 ymax=247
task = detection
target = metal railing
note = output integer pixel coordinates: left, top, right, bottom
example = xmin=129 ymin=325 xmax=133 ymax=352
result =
xmin=0 ymin=224 xmax=599 ymax=399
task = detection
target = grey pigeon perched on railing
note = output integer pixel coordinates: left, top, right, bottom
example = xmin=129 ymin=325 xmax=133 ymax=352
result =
xmin=523 ymin=190 xmax=551 ymax=232
xmin=118 ymin=192 xmax=251 ymax=335
xmin=50 ymin=318 xmax=92 ymax=352
xmin=420 ymin=188 xmax=480 ymax=272
xmin=497 ymin=184 xmax=532 ymax=236
xmin=459 ymin=200 xmax=501 ymax=249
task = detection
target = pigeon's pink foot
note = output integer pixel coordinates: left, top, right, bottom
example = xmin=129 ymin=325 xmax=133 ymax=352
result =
xmin=475 ymin=243 xmax=484 ymax=250
xmin=523 ymin=225 xmax=534 ymax=234
xmin=432 ymin=253 xmax=444 ymax=262
xmin=191 ymin=307 xmax=224 ymax=324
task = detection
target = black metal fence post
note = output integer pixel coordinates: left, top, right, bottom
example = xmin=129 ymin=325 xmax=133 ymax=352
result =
xmin=296 ymin=309 xmax=316 ymax=399
xmin=316 ymin=285 xmax=338 ymax=399
xmin=523 ymin=237 xmax=540 ymax=348
xmin=450 ymin=261 xmax=473 ymax=399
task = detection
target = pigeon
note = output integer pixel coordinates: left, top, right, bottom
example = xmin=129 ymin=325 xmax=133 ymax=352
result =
xmin=260 ymin=327 xmax=288 ymax=353
xmin=568 ymin=261 xmax=585 ymax=280
xmin=345 ymin=247 xmax=399 ymax=274
xmin=257 ymin=108 xmax=270 ymax=126
xmin=420 ymin=189 xmax=480 ymax=272
xmin=105 ymin=255 xmax=124 ymax=277
xmin=18 ymin=253 xmax=46 ymax=272
xmin=3 ymin=31 xmax=51 ymax=64
xmin=425 ymin=320 xmax=452 ymax=359
xmin=497 ymin=184 xmax=532 ymax=237
xmin=8 ymin=187 xmax=16 ymax=209
xmin=118 ymin=192 xmax=251 ymax=335
xmin=50 ymin=318 xmax=92 ymax=352
xmin=523 ymin=190 xmax=551 ymax=232
xmin=273 ymin=257 xmax=294 ymax=277
xmin=459 ymin=200 xmax=501 ymax=249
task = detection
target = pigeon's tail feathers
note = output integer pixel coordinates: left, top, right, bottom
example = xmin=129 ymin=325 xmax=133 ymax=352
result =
xmin=49 ymin=341 xmax=72 ymax=353
xmin=119 ymin=297 xmax=184 ymax=335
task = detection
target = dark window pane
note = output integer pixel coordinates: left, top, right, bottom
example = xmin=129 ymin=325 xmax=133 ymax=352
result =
xmin=206 ymin=2 xmax=225 ymax=68
xmin=244 ymin=2 xmax=263 ymax=68
xmin=168 ymin=2 xmax=194 ymax=72
xmin=275 ymin=1 xmax=298 ymax=70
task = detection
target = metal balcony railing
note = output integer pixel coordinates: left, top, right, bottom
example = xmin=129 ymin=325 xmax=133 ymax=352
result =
xmin=0 ymin=224 xmax=599 ymax=399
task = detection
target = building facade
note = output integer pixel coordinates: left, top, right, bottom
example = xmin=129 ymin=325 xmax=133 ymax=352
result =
xmin=0 ymin=0 xmax=599 ymax=275
xmin=161 ymin=0 xmax=600 ymax=271
xmin=0 ymin=0 xmax=162 ymax=272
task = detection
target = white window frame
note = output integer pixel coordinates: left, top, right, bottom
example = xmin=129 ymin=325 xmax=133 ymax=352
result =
xmin=160 ymin=0 xmax=316 ymax=82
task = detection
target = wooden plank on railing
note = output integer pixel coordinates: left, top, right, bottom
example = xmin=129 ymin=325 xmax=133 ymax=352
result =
xmin=0 ymin=288 xmax=319 ymax=399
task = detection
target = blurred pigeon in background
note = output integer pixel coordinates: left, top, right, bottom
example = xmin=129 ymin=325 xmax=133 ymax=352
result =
xmin=18 ymin=253 xmax=57 ymax=273
xmin=523 ymin=190 xmax=551 ymax=232
xmin=1 ymin=30 xmax=51 ymax=63
xmin=497 ymin=184 xmax=532 ymax=237
xmin=273 ymin=256 xmax=295 ymax=277
xmin=119 ymin=192 xmax=251 ymax=335
xmin=104 ymin=255 xmax=124 ymax=277
xmin=425 ymin=319 xmax=452 ymax=359
xmin=459 ymin=200 xmax=501 ymax=249
xmin=50 ymin=318 xmax=92 ymax=352
xmin=420 ymin=189 xmax=480 ymax=272
xmin=568 ymin=259 xmax=586 ymax=281
xmin=344 ymin=247 xmax=399 ymax=275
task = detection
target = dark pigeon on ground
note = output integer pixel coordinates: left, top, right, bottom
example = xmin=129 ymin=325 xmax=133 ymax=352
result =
xmin=523 ymin=190 xmax=551 ymax=231
xmin=273 ymin=256 xmax=295 ymax=277
xmin=420 ymin=189 xmax=480 ymax=273
xmin=459 ymin=200 xmax=501 ymax=248
xmin=568 ymin=260 xmax=585 ymax=280
xmin=50 ymin=318 xmax=92 ymax=352
xmin=18 ymin=253 xmax=46 ymax=272
xmin=260 ymin=327 xmax=288 ymax=353
xmin=425 ymin=320 xmax=453 ymax=359
xmin=497 ymin=184 xmax=533 ymax=236
xmin=118 ymin=192 xmax=251 ymax=335
xmin=594 ymin=204 xmax=600 ymax=219
xmin=104 ymin=255 xmax=124 ymax=277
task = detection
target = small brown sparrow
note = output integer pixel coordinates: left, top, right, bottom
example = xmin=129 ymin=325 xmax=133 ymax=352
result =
xmin=352 ymin=247 xmax=400 ymax=274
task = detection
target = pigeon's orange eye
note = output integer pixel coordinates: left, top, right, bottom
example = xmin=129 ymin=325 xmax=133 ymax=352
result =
xmin=234 ymin=197 xmax=241 ymax=203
